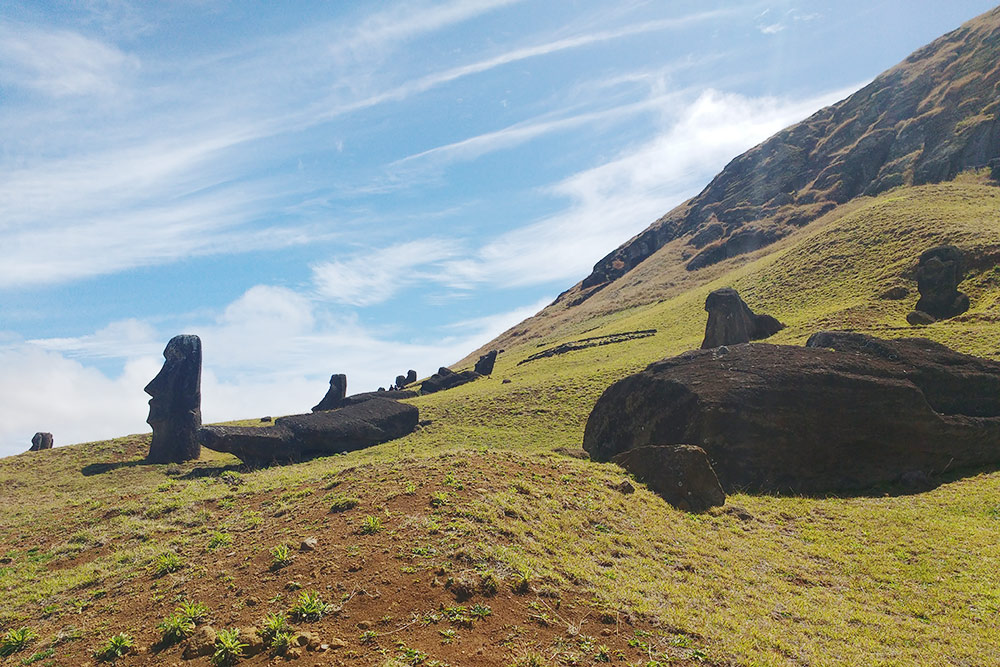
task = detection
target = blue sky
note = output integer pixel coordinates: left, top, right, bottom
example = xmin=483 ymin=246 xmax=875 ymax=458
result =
xmin=0 ymin=0 xmax=995 ymax=456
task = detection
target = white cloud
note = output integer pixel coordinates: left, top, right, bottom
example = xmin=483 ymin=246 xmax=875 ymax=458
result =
xmin=311 ymin=239 xmax=463 ymax=306
xmin=0 ymin=22 xmax=138 ymax=97
xmin=431 ymin=86 xmax=857 ymax=290
xmin=0 ymin=284 xmax=541 ymax=457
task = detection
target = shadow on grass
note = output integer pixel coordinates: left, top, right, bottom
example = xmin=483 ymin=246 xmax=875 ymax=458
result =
xmin=80 ymin=459 xmax=151 ymax=476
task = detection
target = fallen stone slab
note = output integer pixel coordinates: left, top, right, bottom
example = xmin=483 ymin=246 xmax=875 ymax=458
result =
xmin=420 ymin=366 xmax=481 ymax=394
xmin=611 ymin=445 xmax=725 ymax=512
xmin=584 ymin=333 xmax=1000 ymax=493
xmin=200 ymin=398 xmax=418 ymax=465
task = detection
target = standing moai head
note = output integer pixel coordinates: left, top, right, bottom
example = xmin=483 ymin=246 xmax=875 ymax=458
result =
xmin=145 ymin=334 xmax=202 ymax=463
xmin=29 ymin=432 xmax=53 ymax=452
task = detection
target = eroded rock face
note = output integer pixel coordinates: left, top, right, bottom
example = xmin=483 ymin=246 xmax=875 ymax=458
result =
xmin=701 ymin=288 xmax=784 ymax=349
xmin=910 ymin=245 xmax=970 ymax=321
xmin=584 ymin=333 xmax=1000 ymax=493
xmin=611 ymin=445 xmax=725 ymax=512
xmin=145 ymin=335 xmax=202 ymax=463
xmin=200 ymin=398 xmax=418 ymax=465
xmin=29 ymin=432 xmax=53 ymax=451
xmin=312 ymin=374 xmax=348 ymax=412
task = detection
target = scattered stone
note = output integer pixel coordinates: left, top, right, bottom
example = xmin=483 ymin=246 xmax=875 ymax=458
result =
xmin=182 ymin=626 xmax=216 ymax=659
xmin=910 ymin=245 xmax=970 ymax=321
xmin=29 ymin=432 xmax=53 ymax=451
xmin=701 ymin=287 xmax=784 ymax=349
xmin=145 ymin=335 xmax=202 ymax=464
xmin=200 ymin=398 xmax=418 ymax=466
xmin=611 ymin=445 xmax=725 ymax=512
xmin=609 ymin=479 xmax=635 ymax=495
xmin=474 ymin=350 xmax=498 ymax=376
xmin=879 ymin=285 xmax=909 ymax=300
xmin=906 ymin=310 xmax=937 ymax=325
xmin=584 ymin=332 xmax=1000 ymax=493
xmin=420 ymin=366 xmax=482 ymax=394
xmin=260 ymin=416 xmax=272 ymax=423
xmin=553 ymin=447 xmax=590 ymax=460
xmin=300 ymin=537 xmax=318 ymax=551
xmin=502 ymin=378 xmax=511 ymax=384
xmin=312 ymin=374 xmax=348 ymax=412
xmin=239 ymin=627 xmax=265 ymax=657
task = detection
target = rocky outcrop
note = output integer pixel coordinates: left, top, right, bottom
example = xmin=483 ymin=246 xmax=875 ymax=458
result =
xmin=571 ymin=7 xmax=1000 ymax=298
xmin=474 ymin=350 xmax=498 ymax=376
xmin=611 ymin=445 xmax=725 ymax=512
xmin=200 ymin=398 xmax=418 ymax=465
xmin=420 ymin=367 xmax=481 ymax=394
xmin=701 ymin=288 xmax=784 ymax=348
xmin=312 ymin=374 xmax=348 ymax=412
xmin=907 ymin=245 xmax=970 ymax=323
xmin=584 ymin=333 xmax=1000 ymax=493
xmin=145 ymin=335 xmax=202 ymax=463
xmin=29 ymin=432 xmax=53 ymax=451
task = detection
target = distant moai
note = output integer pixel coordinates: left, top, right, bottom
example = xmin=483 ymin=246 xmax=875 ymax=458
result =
xmin=145 ymin=335 xmax=202 ymax=463
xmin=29 ymin=432 xmax=53 ymax=451
xmin=312 ymin=374 xmax=348 ymax=412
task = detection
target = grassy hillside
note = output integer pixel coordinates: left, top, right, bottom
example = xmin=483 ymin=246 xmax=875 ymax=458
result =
xmin=2 ymin=175 xmax=1000 ymax=666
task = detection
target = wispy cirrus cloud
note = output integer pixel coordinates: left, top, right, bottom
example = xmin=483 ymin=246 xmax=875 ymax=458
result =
xmin=0 ymin=21 xmax=138 ymax=97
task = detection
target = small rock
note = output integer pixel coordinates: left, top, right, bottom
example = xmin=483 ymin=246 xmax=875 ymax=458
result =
xmin=879 ymin=286 xmax=909 ymax=300
xmin=300 ymin=537 xmax=318 ymax=551
xmin=182 ymin=625 xmax=216 ymax=659
xmin=610 ymin=480 xmax=635 ymax=495
xmin=906 ymin=309 xmax=936 ymax=325
xmin=502 ymin=378 xmax=511 ymax=384
xmin=260 ymin=416 xmax=272 ymax=422
xmin=239 ymin=627 xmax=265 ymax=657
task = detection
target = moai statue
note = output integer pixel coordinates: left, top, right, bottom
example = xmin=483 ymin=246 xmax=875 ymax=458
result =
xmin=145 ymin=335 xmax=202 ymax=463
xmin=29 ymin=432 xmax=53 ymax=451
xmin=311 ymin=374 xmax=347 ymax=412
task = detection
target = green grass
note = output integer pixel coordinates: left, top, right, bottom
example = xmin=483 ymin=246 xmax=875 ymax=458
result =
xmin=1 ymin=177 xmax=1000 ymax=664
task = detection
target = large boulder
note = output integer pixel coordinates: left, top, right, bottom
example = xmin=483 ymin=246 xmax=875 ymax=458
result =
xmin=312 ymin=374 xmax=348 ymax=412
xmin=420 ymin=366 xmax=481 ymax=394
xmin=200 ymin=398 xmax=418 ymax=465
xmin=701 ymin=287 xmax=783 ymax=349
xmin=584 ymin=333 xmax=1000 ymax=493
xmin=909 ymin=245 xmax=970 ymax=321
xmin=611 ymin=445 xmax=725 ymax=512
xmin=29 ymin=432 xmax=53 ymax=451
xmin=145 ymin=335 xmax=202 ymax=463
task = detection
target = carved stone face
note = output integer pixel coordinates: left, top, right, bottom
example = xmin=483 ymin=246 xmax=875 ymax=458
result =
xmin=145 ymin=334 xmax=202 ymax=463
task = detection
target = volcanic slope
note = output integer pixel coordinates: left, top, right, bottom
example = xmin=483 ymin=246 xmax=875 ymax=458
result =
xmin=3 ymin=174 xmax=1000 ymax=666
xmin=470 ymin=5 xmax=1000 ymax=355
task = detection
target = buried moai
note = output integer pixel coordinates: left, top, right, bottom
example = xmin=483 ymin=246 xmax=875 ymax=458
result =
xmin=907 ymin=245 xmax=970 ymax=324
xmin=145 ymin=334 xmax=203 ymax=463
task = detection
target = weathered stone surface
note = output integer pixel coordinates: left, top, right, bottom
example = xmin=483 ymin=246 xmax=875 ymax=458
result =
xmin=701 ymin=288 xmax=784 ymax=349
xmin=474 ymin=350 xmax=498 ymax=376
xmin=340 ymin=389 xmax=417 ymax=406
xmin=584 ymin=333 xmax=1000 ymax=493
xmin=912 ymin=245 xmax=969 ymax=320
xmin=406 ymin=369 xmax=417 ymax=385
xmin=312 ymin=374 xmax=348 ymax=412
xmin=29 ymin=432 xmax=53 ymax=451
xmin=420 ymin=367 xmax=481 ymax=394
xmin=611 ymin=445 xmax=725 ymax=512
xmin=200 ymin=398 xmax=418 ymax=465
xmin=145 ymin=335 xmax=202 ymax=463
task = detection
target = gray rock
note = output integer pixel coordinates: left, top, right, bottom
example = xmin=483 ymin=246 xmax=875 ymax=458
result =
xmin=611 ymin=445 xmax=725 ymax=512
xmin=145 ymin=335 xmax=202 ymax=463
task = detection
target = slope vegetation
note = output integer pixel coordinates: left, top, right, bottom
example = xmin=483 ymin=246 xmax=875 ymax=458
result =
xmin=3 ymin=175 xmax=1000 ymax=666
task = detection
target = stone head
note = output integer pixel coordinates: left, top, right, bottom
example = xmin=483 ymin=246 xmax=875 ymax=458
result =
xmin=145 ymin=334 xmax=202 ymax=428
